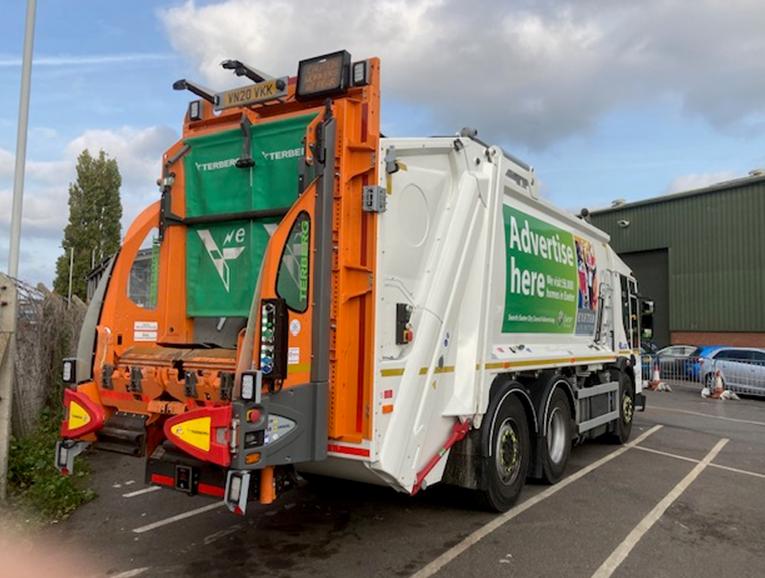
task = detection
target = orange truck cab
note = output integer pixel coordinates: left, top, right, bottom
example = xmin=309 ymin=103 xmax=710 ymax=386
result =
xmin=57 ymin=51 xmax=381 ymax=513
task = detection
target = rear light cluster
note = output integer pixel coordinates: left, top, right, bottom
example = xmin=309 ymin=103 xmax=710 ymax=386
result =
xmin=60 ymin=388 xmax=105 ymax=439
xmin=164 ymin=405 xmax=233 ymax=467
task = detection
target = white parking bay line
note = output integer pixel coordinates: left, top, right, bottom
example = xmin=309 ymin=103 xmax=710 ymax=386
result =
xmin=123 ymin=486 xmax=162 ymax=498
xmin=591 ymin=437 xmax=729 ymax=578
xmin=411 ymin=424 xmax=663 ymax=578
xmin=132 ymin=502 xmax=225 ymax=534
xmin=633 ymin=444 xmax=698 ymax=464
xmin=650 ymin=405 xmax=765 ymax=427
xmin=634 ymin=444 xmax=765 ymax=480
xmin=712 ymin=462 xmax=765 ymax=480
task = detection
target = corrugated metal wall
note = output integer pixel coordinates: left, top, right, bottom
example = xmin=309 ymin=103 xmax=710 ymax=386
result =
xmin=590 ymin=180 xmax=765 ymax=332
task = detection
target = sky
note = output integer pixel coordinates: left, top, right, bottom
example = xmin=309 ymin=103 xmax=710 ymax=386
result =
xmin=1 ymin=0 xmax=765 ymax=285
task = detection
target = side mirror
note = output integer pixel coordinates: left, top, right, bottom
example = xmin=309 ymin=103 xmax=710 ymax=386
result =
xmin=640 ymin=298 xmax=654 ymax=343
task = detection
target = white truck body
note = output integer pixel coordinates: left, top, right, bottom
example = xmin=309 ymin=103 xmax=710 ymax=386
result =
xmin=301 ymin=136 xmax=641 ymax=492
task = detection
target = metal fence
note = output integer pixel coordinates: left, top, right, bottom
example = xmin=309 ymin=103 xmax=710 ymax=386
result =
xmin=641 ymin=352 xmax=765 ymax=397
xmin=7 ymin=276 xmax=85 ymax=436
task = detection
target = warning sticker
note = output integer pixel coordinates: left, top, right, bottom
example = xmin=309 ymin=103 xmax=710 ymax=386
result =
xmin=68 ymin=401 xmax=91 ymax=431
xmin=170 ymin=416 xmax=211 ymax=452
xmin=288 ymin=347 xmax=300 ymax=365
xmin=134 ymin=331 xmax=157 ymax=342
xmin=134 ymin=321 xmax=158 ymax=342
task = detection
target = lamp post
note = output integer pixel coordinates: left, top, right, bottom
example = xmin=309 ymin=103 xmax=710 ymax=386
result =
xmin=1 ymin=0 xmax=37 ymax=500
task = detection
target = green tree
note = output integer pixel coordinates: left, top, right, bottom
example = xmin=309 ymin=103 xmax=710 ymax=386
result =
xmin=53 ymin=150 xmax=123 ymax=300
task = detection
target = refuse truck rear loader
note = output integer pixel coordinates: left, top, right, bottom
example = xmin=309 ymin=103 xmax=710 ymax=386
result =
xmin=56 ymin=51 xmax=652 ymax=513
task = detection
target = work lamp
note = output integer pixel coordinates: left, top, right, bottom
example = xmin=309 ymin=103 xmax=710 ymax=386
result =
xmin=62 ymin=358 xmax=76 ymax=384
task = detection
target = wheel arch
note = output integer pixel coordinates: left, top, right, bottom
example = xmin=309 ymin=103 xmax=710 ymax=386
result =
xmin=486 ymin=375 xmax=538 ymax=450
xmin=525 ymin=370 xmax=576 ymax=438
xmin=443 ymin=375 xmax=536 ymax=492
xmin=613 ymin=356 xmax=636 ymax=388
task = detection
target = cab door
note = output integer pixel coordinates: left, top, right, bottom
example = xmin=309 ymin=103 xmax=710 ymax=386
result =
xmin=620 ymin=275 xmax=639 ymax=350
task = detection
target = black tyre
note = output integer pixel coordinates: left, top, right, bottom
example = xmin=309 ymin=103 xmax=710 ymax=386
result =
xmin=477 ymin=386 xmax=531 ymax=512
xmin=606 ymin=370 xmax=635 ymax=444
xmin=540 ymin=386 xmax=573 ymax=484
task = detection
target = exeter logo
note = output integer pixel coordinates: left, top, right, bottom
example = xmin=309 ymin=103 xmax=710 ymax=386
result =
xmin=197 ymin=227 xmax=246 ymax=292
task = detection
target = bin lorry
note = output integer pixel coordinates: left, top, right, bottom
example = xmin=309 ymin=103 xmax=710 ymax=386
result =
xmin=56 ymin=51 xmax=650 ymax=514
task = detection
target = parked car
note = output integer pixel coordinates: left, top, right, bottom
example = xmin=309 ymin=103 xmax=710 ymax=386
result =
xmin=641 ymin=343 xmax=696 ymax=380
xmin=656 ymin=345 xmax=697 ymax=379
xmin=688 ymin=345 xmax=724 ymax=381
xmin=699 ymin=347 xmax=765 ymax=396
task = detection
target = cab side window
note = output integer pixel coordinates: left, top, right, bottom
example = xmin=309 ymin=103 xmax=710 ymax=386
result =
xmin=276 ymin=212 xmax=310 ymax=312
xmin=127 ymin=227 xmax=159 ymax=309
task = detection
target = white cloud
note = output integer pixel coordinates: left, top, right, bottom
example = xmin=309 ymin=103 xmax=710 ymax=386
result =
xmin=159 ymin=0 xmax=765 ymax=148
xmin=0 ymin=125 xmax=178 ymax=285
xmin=67 ymin=125 xmax=177 ymax=188
xmin=664 ymin=171 xmax=738 ymax=195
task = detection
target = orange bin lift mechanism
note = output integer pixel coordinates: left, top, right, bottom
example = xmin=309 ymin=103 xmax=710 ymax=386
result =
xmin=96 ymin=344 xmax=238 ymax=418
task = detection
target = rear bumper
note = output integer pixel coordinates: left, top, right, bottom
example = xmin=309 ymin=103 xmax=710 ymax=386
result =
xmin=146 ymin=441 xmax=228 ymax=498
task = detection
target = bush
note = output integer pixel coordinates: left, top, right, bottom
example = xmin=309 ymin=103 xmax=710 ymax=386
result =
xmin=7 ymin=408 xmax=95 ymax=522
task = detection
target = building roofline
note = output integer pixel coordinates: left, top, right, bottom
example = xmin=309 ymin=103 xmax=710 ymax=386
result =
xmin=590 ymin=172 xmax=765 ymax=215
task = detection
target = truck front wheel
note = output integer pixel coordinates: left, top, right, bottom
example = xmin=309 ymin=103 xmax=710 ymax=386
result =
xmin=606 ymin=370 xmax=635 ymax=444
xmin=478 ymin=387 xmax=530 ymax=512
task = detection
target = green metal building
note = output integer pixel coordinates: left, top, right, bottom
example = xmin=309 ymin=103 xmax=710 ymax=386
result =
xmin=589 ymin=173 xmax=765 ymax=348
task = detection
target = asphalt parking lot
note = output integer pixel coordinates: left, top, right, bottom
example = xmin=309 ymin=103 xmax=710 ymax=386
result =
xmin=47 ymin=383 xmax=765 ymax=578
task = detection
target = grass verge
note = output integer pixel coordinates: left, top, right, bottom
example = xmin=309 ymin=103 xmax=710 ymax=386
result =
xmin=7 ymin=409 xmax=95 ymax=522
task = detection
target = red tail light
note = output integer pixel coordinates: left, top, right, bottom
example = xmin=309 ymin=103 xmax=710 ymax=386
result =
xmin=60 ymin=388 xmax=106 ymax=439
xmin=164 ymin=406 xmax=233 ymax=466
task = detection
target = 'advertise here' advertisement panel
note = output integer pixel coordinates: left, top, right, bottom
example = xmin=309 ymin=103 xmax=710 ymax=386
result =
xmin=501 ymin=205 xmax=599 ymax=336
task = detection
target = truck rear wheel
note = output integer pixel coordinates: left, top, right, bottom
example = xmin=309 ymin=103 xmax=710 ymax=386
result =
xmin=478 ymin=387 xmax=530 ymax=512
xmin=605 ymin=370 xmax=635 ymax=444
xmin=540 ymin=387 xmax=573 ymax=484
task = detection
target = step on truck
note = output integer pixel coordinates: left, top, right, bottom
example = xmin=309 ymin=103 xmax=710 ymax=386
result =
xmin=56 ymin=51 xmax=652 ymax=513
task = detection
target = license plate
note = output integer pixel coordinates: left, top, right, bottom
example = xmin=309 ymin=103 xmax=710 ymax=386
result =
xmin=175 ymin=465 xmax=196 ymax=493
